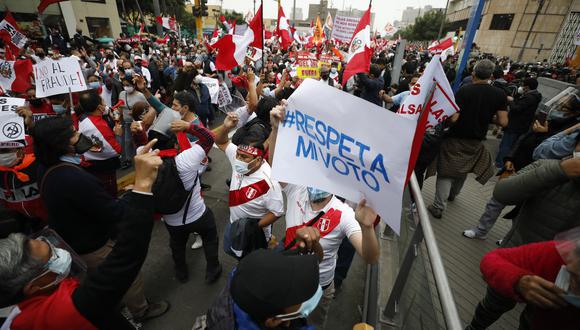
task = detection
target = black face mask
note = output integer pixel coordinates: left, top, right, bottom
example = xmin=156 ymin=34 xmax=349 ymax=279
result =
xmin=29 ymin=98 xmax=43 ymax=107
xmin=74 ymin=134 xmax=94 ymax=154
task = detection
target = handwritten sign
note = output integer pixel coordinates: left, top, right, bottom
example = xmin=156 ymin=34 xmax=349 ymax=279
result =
xmin=34 ymin=57 xmax=87 ymax=98
xmin=0 ymin=97 xmax=26 ymax=113
xmin=0 ymin=114 xmax=25 ymax=142
xmin=271 ymin=79 xmax=416 ymax=234
xmin=331 ymin=15 xmax=361 ymax=42
xmin=0 ymin=19 xmax=27 ymax=49
xmin=199 ymin=76 xmax=219 ymax=104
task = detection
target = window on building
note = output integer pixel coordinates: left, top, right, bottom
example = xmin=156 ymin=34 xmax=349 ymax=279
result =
xmin=86 ymin=17 xmax=112 ymax=38
xmin=489 ymin=14 xmax=515 ymax=30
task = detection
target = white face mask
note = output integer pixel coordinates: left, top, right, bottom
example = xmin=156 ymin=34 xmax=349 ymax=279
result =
xmin=30 ymin=237 xmax=73 ymax=290
xmin=0 ymin=151 xmax=19 ymax=167
xmin=124 ymin=86 xmax=135 ymax=93
xmin=517 ymin=86 xmax=524 ymax=94
xmin=331 ymin=68 xmax=337 ymax=74
xmin=234 ymin=158 xmax=255 ymax=175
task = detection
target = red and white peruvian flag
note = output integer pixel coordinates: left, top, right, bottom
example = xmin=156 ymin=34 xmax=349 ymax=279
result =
xmin=428 ymin=38 xmax=455 ymax=61
xmin=219 ymin=15 xmax=233 ymax=34
xmin=212 ymin=5 xmax=263 ymax=71
xmin=276 ymin=5 xmax=292 ymax=50
xmin=156 ymin=16 xmax=177 ymax=31
xmin=342 ymin=7 xmax=372 ymax=86
xmin=0 ymin=59 xmax=33 ymax=94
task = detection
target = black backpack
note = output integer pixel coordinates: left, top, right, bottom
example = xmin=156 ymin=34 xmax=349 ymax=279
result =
xmin=152 ymin=157 xmax=198 ymax=219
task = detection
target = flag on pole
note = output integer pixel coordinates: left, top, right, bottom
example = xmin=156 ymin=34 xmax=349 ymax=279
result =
xmin=276 ymin=5 xmax=292 ymax=50
xmin=156 ymin=16 xmax=177 ymax=31
xmin=323 ymin=12 xmax=333 ymax=39
xmin=342 ymin=7 xmax=372 ymax=86
xmin=37 ymin=0 xmax=66 ymax=13
xmin=219 ymin=15 xmax=233 ymax=34
xmin=212 ymin=5 xmax=263 ymax=70
xmin=313 ymin=16 xmax=325 ymax=45
xmin=428 ymin=38 xmax=455 ymax=61
xmin=0 ymin=11 xmax=28 ymax=52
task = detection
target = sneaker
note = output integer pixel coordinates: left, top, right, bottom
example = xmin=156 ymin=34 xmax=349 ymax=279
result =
xmin=134 ymin=300 xmax=170 ymax=322
xmin=427 ymin=205 xmax=443 ymax=219
xmin=205 ymin=264 xmax=223 ymax=284
xmin=496 ymin=239 xmax=503 ymax=246
xmin=191 ymin=234 xmax=203 ymax=249
xmin=462 ymin=229 xmax=487 ymax=240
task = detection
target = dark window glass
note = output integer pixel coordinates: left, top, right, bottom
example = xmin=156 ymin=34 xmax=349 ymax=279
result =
xmin=489 ymin=14 xmax=515 ymax=30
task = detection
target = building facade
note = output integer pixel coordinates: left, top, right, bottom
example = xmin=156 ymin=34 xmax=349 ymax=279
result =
xmin=446 ymin=0 xmax=580 ymax=63
xmin=4 ymin=0 xmax=122 ymax=40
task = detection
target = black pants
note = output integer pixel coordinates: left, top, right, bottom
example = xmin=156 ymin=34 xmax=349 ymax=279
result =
xmin=334 ymin=237 xmax=356 ymax=288
xmin=469 ymin=286 xmax=517 ymax=329
xmin=164 ymin=208 xmax=220 ymax=273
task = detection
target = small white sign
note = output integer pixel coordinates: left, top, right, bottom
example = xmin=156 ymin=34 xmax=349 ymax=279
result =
xmin=0 ymin=97 xmax=26 ymax=114
xmin=34 ymin=57 xmax=87 ymax=98
xmin=200 ymin=76 xmax=220 ymax=104
xmin=0 ymin=114 xmax=25 ymax=142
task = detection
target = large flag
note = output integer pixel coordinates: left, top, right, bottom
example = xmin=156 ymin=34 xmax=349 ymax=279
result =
xmin=276 ymin=5 xmax=292 ymax=50
xmin=219 ymin=15 xmax=233 ymax=34
xmin=38 ymin=0 xmax=66 ymax=13
xmin=428 ymin=38 xmax=455 ymax=61
xmin=212 ymin=5 xmax=263 ymax=71
xmin=342 ymin=7 xmax=372 ymax=86
xmin=384 ymin=22 xmax=398 ymax=37
xmin=313 ymin=16 xmax=325 ymax=45
xmin=0 ymin=12 xmax=27 ymax=52
xmin=0 ymin=59 xmax=33 ymax=94
xmin=396 ymin=55 xmax=459 ymax=182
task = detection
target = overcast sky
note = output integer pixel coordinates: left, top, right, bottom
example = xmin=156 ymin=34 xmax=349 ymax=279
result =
xmin=206 ymin=0 xmax=448 ymax=30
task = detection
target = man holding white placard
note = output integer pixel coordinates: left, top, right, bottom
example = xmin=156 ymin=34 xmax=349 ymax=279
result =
xmin=267 ymin=102 xmax=379 ymax=329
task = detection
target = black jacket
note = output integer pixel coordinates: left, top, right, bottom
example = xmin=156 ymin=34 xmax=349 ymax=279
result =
xmin=357 ymin=73 xmax=384 ymax=106
xmin=505 ymin=89 xmax=542 ymax=134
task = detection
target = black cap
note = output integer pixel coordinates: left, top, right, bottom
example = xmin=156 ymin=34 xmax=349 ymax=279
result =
xmin=230 ymin=250 xmax=319 ymax=321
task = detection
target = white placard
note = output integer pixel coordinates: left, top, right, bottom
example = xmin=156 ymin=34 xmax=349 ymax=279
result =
xmin=200 ymin=77 xmax=220 ymax=104
xmin=33 ymin=57 xmax=87 ymax=98
xmin=0 ymin=114 xmax=25 ymax=142
xmin=271 ymin=79 xmax=416 ymax=234
xmin=331 ymin=15 xmax=361 ymax=42
xmin=217 ymin=83 xmax=232 ymax=108
xmin=0 ymin=97 xmax=26 ymax=114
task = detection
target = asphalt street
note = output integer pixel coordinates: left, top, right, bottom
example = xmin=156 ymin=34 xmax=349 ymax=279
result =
xmin=138 ymin=113 xmax=366 ymax=330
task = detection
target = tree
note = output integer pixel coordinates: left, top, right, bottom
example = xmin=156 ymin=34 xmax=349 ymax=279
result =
xmin=222 ymin=10 xmax=244 ymax=25
xmin=116 ymin=0 xmax=192 ymax=30
xmin=397 ymin=10 xmax=449 ymax=41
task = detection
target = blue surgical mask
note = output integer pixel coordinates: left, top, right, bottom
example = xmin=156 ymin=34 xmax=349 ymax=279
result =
xmin=276 ymin=285 xmax=323 ymax=321
xmin=31 ymin=237 xmax=72 ymax=289
xmin=307 ymin=187 xmax=331 ymax=202
xmin=234 ymin=158 xmax=251 ymax=175
xmin=88 ymin=81 xmax=100 ymax=89
xmin=52 ymin=104 xmax=66 ymax=114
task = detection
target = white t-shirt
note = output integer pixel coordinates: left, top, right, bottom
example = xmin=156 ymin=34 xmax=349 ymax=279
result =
xmin=233 ymin=106 xmax=256 ymax=128
xmin=225 ymin=143 xmax=284 ymax=239
xmin=163 ymin=145 xmax=207 ymax=227
xmin=283 ymin=184 xmax=362 ymax=286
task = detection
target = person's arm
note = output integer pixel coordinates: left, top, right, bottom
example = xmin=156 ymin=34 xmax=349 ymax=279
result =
xmin=267 ymin=104 xmax=287 ymax=187
xmin=356 ymin=73 xmax=372 ymax=88
xmin=171 ymin=119 xmax=215 ymax=155
xmin=508 ymin=94 xmax=534 ymax=113
xmin=493 ymin=159 xmax=572 ymax=205
xmin=348 ymin=200 xmax=379 ymax=264
xmin=247 ymin=69 xmax=258 ymax=113
xmin=274 ymin=71 xmax=288 ymax=99
xmin=533 ymin=129 xmax=579 ymax=160
xmin=495 ymin=110 xmax=508 ymax=128
xmin=379 ymin=90 xmax=393 ymax=104
xmin=213 ymin=112 xmax=239 ymax=151
xmin=72 ymin=140 xmax=162 ymax=326
xmin=133 ymin=74 xmax=163 ymax=112
xmin=480 ymin=241 xmax=566 ymax=308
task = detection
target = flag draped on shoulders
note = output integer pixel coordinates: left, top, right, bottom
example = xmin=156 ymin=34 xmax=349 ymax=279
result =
xmin=342 ymin=7 xmax=372 ymax=86
xmin=212 ymin=5 xmax=263 ymax=71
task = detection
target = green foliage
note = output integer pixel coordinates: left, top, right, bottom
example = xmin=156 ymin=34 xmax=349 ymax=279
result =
xmin=222 ymin=10 xmax=244 ymax=24
xmin=397 ymin=10 xmax=449 ymax=41
xmin=116 ymin=0 xmax=193 ymax=30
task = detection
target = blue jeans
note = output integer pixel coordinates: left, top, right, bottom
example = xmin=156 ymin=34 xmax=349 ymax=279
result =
xmin=495 ymin=132 xmax=520 ymax=168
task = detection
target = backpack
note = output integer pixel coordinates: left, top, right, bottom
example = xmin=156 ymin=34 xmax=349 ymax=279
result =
xmin=152 ymin=157 xmax=198 ymax=217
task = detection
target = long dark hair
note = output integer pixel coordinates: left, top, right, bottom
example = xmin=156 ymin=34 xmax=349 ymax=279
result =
xmin=32 ymin=117 xmax=75 ymax=166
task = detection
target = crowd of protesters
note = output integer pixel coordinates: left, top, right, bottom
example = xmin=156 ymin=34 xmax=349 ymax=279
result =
xmin=0 ymin=18 xmax=578 ymax=330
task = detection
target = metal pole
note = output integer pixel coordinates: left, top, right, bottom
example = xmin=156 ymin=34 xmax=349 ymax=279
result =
xmin=292 ymin=0 xmax=296 ymax=21
xmin=391 ymin=39 xmax=406 ymax=84
xmin=517 ymin=0 xmax=545 ymax=62
xmin=408 ymin=173 xmax=462 ymax=330
xmin=151 ymin=0 xmax=163 ymax=36
xmin=451 ymin=0 xmax=485 ymax=91
xmin=437 ymin=0 xmax=450 ymax=41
